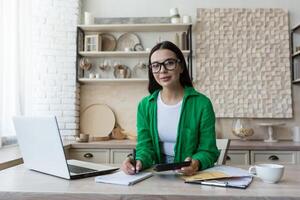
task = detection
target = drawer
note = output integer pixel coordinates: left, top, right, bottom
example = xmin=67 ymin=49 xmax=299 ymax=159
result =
xmin=226 ymin=150 xmax=250 ymax=165
xmin=251 ymin=151 xmax=297 ymax=165
xmin=110 ymin=149 xmax=132 ymax=164
xmin=69 ymin=149 xmax=110 ymax=164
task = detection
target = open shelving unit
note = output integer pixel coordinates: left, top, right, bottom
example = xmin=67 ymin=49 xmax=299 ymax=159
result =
xmin=291 ymin=24 xmax=300 ymax=84
xmin=78 ymin=78 xmax=148 ymax=84
xmin=78 ymin=23 xmax=192 ymax=32
xmin=76 ymin=23 xmax=193 ymax=83
xmin=78 ymin=50 xmax=190 ymax=57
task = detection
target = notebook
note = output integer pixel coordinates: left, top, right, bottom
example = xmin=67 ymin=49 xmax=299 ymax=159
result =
xmin=95 ymin=171 xmax=153 ymax=186
xmin=182 ymin=165 xmax=251 ymax=182
xmin=186 ymin=176 xmax=253 ymax=189
xmin=183 ymin=165 xmax=253 ymax=189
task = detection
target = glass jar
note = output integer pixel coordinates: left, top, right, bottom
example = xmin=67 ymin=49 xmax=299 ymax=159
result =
xmin=232 ymin=119 xmax=254 ymax=140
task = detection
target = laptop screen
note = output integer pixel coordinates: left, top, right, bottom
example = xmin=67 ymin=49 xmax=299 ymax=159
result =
xmin=13 ymin=116 xmax=71 ymax=179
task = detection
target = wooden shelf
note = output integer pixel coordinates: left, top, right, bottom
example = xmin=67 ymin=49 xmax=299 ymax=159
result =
xmin=78 ymin=78 xmax=148 ymax=84
xmin=76 ymin=23 xmax=193 ymax=82
xmin=292 ymin=79 xmax=300 ymax=84
xmin=292 ymin=24 xmax=300 ymax=32
xmin=292 ymin=51 xmax=300 ymax=58
xmin=78 ymin=50 xmax=190 ymax=57
xmin=78 ymin=23 xmax=192 ymax=32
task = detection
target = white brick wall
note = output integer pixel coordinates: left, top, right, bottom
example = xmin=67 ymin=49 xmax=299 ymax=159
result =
xmin=31 ymin=0 xmax=80 ymax=136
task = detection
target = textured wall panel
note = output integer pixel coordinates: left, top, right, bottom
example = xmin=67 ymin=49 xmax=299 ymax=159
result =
xmin=195 ymin=8 xmax=292 ymax=118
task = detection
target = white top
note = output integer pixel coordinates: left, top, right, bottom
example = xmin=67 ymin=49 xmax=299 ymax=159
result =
xmin=157 ymin=92 xmax=182 ymax=156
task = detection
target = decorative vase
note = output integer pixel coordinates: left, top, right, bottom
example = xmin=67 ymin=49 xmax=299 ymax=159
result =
xmin=232 ymin=119 xmax=254 ymax=140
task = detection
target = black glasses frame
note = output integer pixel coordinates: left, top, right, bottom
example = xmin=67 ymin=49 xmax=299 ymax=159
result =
xmin=149 ymin=58 xmax=181 ymax=73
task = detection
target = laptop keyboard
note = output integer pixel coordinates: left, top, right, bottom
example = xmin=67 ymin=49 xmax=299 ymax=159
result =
xmin=68 ymin=164 xmax=97 ymax=174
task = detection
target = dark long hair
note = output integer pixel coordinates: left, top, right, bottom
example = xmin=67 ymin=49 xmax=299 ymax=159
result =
xmin=148 ymin=41 xmax=193 ymax=94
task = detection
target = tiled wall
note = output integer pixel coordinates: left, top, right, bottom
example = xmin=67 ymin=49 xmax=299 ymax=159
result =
xmin=195 ymin=8 xmax=292 ymax=118
xmin=31 ymin=0 xmax=80 ymax=136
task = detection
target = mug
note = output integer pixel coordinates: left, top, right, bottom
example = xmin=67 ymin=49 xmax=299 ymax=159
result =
xmin=169 ymin=8 xmax=179 ymax=17
xmin=75 ymin=133 xmax=89 ymax=142
xmin=182 ymin=15 xmax=192 ymax=24
xmin=292 ymin=126 xmax=300 ymax=142
xmin=171 ymin=17 xmax=180 ymax=24
xmin=79 ymin=133 xmax=89 ymax=142
xmin=84 ymin=12 xmax=94 ymax=25
xmin=124 ymin=47 xmax=131 ymax=52
xmin=249 ymin=164 xmax=284 ymax=183
xmin=89 ymin=73 xmax=95 ymax=79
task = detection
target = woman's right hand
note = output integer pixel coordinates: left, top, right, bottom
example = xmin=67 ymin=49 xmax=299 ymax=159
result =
xmin=121 ymin=157 xmax=142 ymax=175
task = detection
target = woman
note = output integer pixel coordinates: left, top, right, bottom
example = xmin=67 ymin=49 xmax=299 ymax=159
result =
xmin=122 ymin=41 xmax=219 ymax=176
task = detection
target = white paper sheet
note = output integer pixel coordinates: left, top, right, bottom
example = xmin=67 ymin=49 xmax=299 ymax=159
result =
xmin=95 ymin=171 xmax=153 ymax=186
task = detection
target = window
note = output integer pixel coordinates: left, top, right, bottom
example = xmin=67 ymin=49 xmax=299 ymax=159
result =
xmin=0 ymin=0 xmax=32 ymax=147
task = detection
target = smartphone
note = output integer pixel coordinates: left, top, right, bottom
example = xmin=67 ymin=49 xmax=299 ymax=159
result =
xmin=153 ymin=161 xmax=191 ymax=172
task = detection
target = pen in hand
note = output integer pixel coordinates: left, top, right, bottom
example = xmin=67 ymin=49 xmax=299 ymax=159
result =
xmin=132 ymin=148 xmax=136 ymax=174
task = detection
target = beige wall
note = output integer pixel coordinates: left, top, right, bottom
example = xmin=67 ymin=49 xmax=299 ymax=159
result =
xmin=80 ymin=83 xmax=300 ymax=140
xmin=80 ymin=83 xmax=148 ymax=135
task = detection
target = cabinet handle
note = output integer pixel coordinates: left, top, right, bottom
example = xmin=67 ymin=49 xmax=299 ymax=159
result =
xmin=83 ymin=153 xmax=93 ymax=158
xmin=268 ymin=155 xmax=279 ymax=161
xmin=226 ymin=155 xmax=231 ymax=160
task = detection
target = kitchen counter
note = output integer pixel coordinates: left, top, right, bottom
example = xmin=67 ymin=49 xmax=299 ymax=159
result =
xmin=2 ymin=139 xmax=299 ymax=170
xmin=0 ymin=145 xmax=22 ymax=170
xmin=70 ymin=139 xmax=300 ymax=151
xmin=0 ymin=164 xmax=299 ymax=200
xmin=229 ymin=140 xmax=300 ymax=151
xmin=70 ymin=139 xmax=136 ymax=149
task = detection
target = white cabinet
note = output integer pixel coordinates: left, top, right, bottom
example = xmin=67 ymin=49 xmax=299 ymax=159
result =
xmin=69 ymin=149 xmax=110 ymax=163
xmin=69 ymin=148 xmax=132 ymax=164
xmin=226 ymin=150 xmax=250 ymax=165
xmin=250 ymin=151 xmax=298 ymax=165
xmin=76 ymin=23 xmax=193 ymax=83
xmin=227 ymin=150 xmax=300 ymax=165
xmin=110 ymin=149 xmax=132 ymax=164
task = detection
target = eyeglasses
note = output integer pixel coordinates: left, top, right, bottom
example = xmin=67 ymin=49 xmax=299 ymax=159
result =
xmin=149 ymin=58 xmax=180 ymax=73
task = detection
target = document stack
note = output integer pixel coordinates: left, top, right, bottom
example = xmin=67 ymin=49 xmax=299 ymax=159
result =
xmin=182 ymin=165 xmax=253 ymax=189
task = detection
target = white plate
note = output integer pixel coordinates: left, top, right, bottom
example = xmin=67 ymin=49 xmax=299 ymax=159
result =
xmin=100 ymin=33 xmax=116 ymax=51
xmin=116 ymin=33 xmax=140 ymax=51
xmin=80 ymin=104 xmax=115 ymax=137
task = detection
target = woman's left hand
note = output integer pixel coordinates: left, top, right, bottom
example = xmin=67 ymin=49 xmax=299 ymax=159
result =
xmin=177 ymin=157 xmax=200 ymax=176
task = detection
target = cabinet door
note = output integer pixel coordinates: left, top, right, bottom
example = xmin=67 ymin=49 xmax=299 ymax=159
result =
xmin=69 ymin=149 xmax=110 ymax=164
xmin=226 ymin=150 xmax=250 ymax=165
xmin=110 ymin=149 xmax=132 ymax=164
xmin=251 ymin=151 xmax=297 ymax=165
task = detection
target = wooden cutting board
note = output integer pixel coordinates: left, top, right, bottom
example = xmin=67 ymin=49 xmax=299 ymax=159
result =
xmin=80 ymin=104 xmax=116 ymax=138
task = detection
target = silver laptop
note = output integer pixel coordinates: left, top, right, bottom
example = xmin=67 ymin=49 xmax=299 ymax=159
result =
xmin=13 ymin=116 xmax=118 ymax=179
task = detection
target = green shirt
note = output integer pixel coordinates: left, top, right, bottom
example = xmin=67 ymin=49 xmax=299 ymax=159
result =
xmin=136 ymin=86 xmax=220 ymax=170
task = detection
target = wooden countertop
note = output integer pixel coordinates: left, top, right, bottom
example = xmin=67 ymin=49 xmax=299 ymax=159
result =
xmin=70 ymin=139 xmax=300 ymax=151
xmin=0 ymin=145 xmax=23 ymax=170
xmin=0 ymin=164 xmax=299 ymax=200
xmin=229 ymin=140 xmax=300 ymax=151
xmin=70 ymin=139 xmax=136 ymax=149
